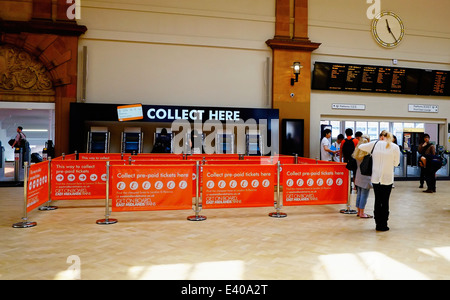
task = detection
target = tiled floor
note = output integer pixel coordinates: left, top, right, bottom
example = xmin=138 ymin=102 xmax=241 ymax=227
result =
xmin=0 ymin=180 xmax=449 ymax=280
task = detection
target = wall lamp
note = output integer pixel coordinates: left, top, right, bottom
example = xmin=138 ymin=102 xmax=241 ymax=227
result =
xmin=290 ymin=62 xmax=302 ymax=86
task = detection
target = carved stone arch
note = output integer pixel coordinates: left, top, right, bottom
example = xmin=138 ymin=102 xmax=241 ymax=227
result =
xmin=0 ymin=43 xmax=55 ymax=102
xmin=0 ymin=32 xmax=76 ymax=98
xmin=0 ymin=25 xmax=86 ymax=155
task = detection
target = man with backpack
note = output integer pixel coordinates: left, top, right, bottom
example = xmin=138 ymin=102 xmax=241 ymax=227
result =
xmin=340 ymin=128 xmax=359 ymax=191
xmin=340 ymin=128 xmax=359 ymax=164
xmin=11 ymin=126 xmax=27 ymax=149
xmin=11 ymin=126 xmax=28 ymax=166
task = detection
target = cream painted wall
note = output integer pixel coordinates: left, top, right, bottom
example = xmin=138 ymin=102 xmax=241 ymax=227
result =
xmin=308 ymin=0 xmax=450 ymax=158
xmin=77 ymin=0 xmax=275 ymax=108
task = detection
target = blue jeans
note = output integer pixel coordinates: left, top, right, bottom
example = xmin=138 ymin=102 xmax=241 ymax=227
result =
xmin=356 ymin=186 xmax=370 ymax=209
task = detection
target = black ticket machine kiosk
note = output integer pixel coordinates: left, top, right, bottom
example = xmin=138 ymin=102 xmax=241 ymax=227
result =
xmin=121 ymin=127 xmax=143 ymax=154
xmin=216 ymin=130 xmax=235 ymax=154
xmin=87 ymin=127 xmax=110 ymax=153
xmin=152 ymin=128 xmax=173 ymax=153
xmin=246 ymin=130 xmax=263 ymax=156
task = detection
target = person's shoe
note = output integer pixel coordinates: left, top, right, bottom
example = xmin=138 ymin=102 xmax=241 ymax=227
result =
xmin=376 ymin=226 xmax=390 ymax=231
xmin=423 ymin=190 xmax=433 ymax=193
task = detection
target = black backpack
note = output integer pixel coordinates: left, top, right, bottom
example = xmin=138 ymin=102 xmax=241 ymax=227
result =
xmin=342 ymin=138 xmax=356 ymax=162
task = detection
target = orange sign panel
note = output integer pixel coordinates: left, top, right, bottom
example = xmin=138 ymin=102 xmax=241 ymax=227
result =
xmin=282 ymin=164 xmax=349 ymax=206
xmin=51 ymin=160 xmax=109 ymax=200
xmin=202 ymin=164 xmax=276 ymax=209
xmin=110 ymin=165 xmax=194 ymax=212
xmin=26 ymin=162 xmax=49 ymax=212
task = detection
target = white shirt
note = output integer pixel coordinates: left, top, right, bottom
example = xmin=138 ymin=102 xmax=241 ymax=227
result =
xmin=321 ymin=137 xmax=332 ymax=161
xmin=358 ymin=141 xmax=400 ymax=185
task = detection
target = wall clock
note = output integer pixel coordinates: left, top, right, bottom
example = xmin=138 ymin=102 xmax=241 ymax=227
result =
xmin=371 ymin=11 xmax=404 ymax=48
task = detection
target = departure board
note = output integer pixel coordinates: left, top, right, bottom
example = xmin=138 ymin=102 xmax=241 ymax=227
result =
xmin=312 ymin=62 xmax=450 ymax=96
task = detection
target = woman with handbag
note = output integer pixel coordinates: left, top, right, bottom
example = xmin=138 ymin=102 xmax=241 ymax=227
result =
xmin=358 ymin=130 xmax=400 ymax=231
xmin=352 ymin=135 xmax=373 ymax=219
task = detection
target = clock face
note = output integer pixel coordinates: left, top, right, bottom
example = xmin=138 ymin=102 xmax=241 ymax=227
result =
xmin=371 ymin=11 xmax=404 ymax=48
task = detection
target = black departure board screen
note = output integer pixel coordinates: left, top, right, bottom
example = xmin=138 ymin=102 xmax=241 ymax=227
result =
xmin=312 ymin=62 xmax=450 ymax=96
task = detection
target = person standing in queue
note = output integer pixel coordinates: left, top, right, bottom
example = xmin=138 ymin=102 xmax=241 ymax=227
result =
xmin=320 ymin=129 xmax=337 ymax=161
xmin=358 ymin=130 xmax=400 ymax=231
xmin=418 ymin=134 xmax=437 ymax=193
xmin=352 ymin=134 xmax=373 ymax=219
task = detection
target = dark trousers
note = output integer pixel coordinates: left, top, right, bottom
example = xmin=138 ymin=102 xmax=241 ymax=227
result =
xmin=425 ymin=168 xmax=437 ymax=191
xmin=419 ymin=167 xmax=425 ymax=186
xmin=372 ymin=183 xmax=393 ymax=229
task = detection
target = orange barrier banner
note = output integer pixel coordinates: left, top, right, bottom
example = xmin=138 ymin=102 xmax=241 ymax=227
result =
xmin=78 ymin=153 xmax=131 ymax=161
xmin=244 ymin=155 xmax=295 ymax=165
xmin=134 ymin=154 xmax=184 ymax=160
xmin=187 ymin=154 xmax=240 ymax=161
xmin=282 ymin=164 xmax=349 ymax=206
xmin=204 ymin=160 xmax=263 ymax=165
xmin=51 ymin=160 xmax=110 ymax=200
xmin=110 ymin=165 xmax=194 ymax=212
xmin=131 ymin=160 xmax=198 ymax=197
xmin=26 ymin=161 xmax=49 ymax=212
xmin=202 ymin=164 xmax=276 ymax=209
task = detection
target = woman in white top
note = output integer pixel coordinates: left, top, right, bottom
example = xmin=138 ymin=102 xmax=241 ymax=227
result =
xmin=358 ymin=130 xmax=400 ymax=231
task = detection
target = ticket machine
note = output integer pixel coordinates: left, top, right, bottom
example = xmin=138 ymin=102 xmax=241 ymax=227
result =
xmin=245 ymin=130 xmax=263 ymax=156
xmin=152 ymin=128 xmax=173 ymax=153
xmin=121 ymin=127 xmax=143 ymax=154
xmin=216 ymin=131 xmax=235 ymax=154
xmin=87 ymin=127 xmax=110 ymax=153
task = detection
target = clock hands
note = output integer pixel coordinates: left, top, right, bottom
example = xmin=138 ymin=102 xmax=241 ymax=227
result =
xmin=385 ymin=19 xmax=398 ymax=43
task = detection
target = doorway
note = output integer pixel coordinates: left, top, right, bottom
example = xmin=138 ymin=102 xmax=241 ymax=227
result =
xmin=0 ymin=103 xmax=55 ymax=182
xmin=319 ymin=119 xmax=448 ymax=179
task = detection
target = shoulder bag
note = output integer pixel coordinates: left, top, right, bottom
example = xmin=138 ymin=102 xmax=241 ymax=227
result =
xmin=360 ymin=141 xmax=378 ymax=176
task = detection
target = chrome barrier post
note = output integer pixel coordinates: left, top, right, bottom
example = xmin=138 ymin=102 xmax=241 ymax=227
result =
xmin=188 ymin=161 xmax=206 ymax=221
xmin=14 ymin=147 xmax=23 ymax=181
xmin=39 ymin=158 xmax=57 ymax=211
xmin=340 ymin=169 xmax=357 ymax=214
xmin=13 ymin=162 xmax=37 ymax=228
xmin=269 ymin=161 xmax=287 ymax=218
xmin=96 ymin=161 xmax=118 ymax=225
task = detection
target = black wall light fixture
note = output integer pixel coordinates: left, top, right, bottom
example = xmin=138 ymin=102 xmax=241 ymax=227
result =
xmin=290 ymin=62 xmax=302 ymax=86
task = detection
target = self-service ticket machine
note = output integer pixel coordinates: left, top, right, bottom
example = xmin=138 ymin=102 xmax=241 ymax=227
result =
xmin=216 ymin=131 xmax=235 ymax=154
xmin=246 ymin=130 xmax=264 ymax=156
xmin=185 ymin=130 xmax=205 ymax=154
xmin=87 ymin=127 xmax=110 ymax=153
xmin=121 ymin=127 xmax=143 ymax=154
xmin=152 ymin=128 xmax=173 ymax=153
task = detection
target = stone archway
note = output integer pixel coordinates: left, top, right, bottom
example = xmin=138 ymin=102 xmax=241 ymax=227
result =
xmin=0 ymin=43 xmax=55 ymax=102
xmin=0 ymin=27 xmax=86 ymax=156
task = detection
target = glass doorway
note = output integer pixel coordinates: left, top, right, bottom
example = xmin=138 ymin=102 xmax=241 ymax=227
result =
xmin=0 ymin=103 xmax=55 ymax=182
xmin=319 ymin=119 xmax=448 ymax=179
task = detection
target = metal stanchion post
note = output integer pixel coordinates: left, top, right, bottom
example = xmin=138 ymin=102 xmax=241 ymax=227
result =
xmin=339 ymin=170 xmax=357 ymax=214
xmin=96 ymin=161 xmax=118 ymax=225
xmin=269 ymin=161 xmax=287 ymax=218
xmin=188 ymin=161 xmax=206 ymax=221
xmin=14 ymin=147 xmax=23 ymax=182
xmin=39 ymin=158 xmax=57 ymax=211
xmin=13 ymin=162 xmax=37 ymax=228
